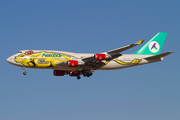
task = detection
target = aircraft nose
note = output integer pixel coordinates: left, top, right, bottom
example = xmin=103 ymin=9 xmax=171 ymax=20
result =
xmin=7 ymin=54 xmax=23 ymax=67
xmin=7 ymin=56 xmax=14 ymax=64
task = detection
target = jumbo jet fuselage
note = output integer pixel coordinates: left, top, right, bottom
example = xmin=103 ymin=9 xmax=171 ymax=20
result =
xmin=6 ymin=33 xmax=172 ymax=79
xmin=7 ymin=50 xmax=161 ymax=70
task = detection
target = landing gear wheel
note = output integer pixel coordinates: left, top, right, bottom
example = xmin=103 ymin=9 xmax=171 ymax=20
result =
xmin=89 ymin=72 xmax=93 ymax=76
xmin=87 ymin=74 xmax=90 ymax=77
xmin=82 ymin=69 xmax=93 ymax=77
xmin=77 ymin=76 xmax=81 ymax=80
xmin=23 ymin=72 xmax=27 ymax=75
xmin=83 ymin=73 xmax=87 ymax=77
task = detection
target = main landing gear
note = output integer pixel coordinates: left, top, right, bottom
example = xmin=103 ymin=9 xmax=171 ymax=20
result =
xmin=22 ymin=67 xmax=27 ymax=75
xmin=73 ymin=69 xmax=93 ymax=80
xmin=82 ymin=69 xmax=93 ymax=78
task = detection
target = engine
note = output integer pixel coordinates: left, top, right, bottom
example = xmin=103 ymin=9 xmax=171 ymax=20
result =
xmin=94 ymin=54 xmax=112 ymax=61
xmin=67 ymin=60 xmax=84 ymax=67
xmin=53 ymin=70 xmax=66 ymax=76
xmin=67 ymin=60 xmax=78 ymax=67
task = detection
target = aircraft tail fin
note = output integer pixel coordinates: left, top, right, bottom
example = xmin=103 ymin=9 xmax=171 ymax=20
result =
xmin=133 ymin=32 xmax=167 ymax=55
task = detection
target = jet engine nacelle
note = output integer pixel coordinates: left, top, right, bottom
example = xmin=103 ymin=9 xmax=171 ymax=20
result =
xmin=67 ymin=60 xmax=84 ymax=67
xmin=53 ymin=70 xmax=66 ymax=76
xmin=94 ymin=54 xmax=113 ymax=61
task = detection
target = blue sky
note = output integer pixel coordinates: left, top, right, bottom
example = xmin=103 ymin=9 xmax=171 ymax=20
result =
xmin=0 ymin=0 xmax=179 ymax=120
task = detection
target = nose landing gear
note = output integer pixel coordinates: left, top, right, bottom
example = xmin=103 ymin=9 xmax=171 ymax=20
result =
xmin=22 ymin=67 xmax=27 ymax=75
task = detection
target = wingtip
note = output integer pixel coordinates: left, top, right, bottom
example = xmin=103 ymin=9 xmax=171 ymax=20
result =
xmin=168 ymin=51 xmax=173 ymax=54
xmin=136 ymin=39 xmax=145 ymax=44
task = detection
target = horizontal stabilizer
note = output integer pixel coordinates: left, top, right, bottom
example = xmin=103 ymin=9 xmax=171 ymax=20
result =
xmin=145 ymin=51 xmax=173 ymax=60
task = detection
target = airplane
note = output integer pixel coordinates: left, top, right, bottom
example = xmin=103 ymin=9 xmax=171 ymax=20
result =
xmin=7 ymin=32 xmax=173 ymax=79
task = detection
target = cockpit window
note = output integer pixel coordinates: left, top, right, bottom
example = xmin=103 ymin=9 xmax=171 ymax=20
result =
xmin=17 ymin=51 xmax=22 ymax=53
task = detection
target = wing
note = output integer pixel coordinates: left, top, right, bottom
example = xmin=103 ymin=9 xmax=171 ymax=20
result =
xmin=56 ymin=39 xmax=145 ymax=69
xmin=107 ymin=39 xmax=144 ymax=53
xmin=82 ymin=39 xmax=144 ymax=61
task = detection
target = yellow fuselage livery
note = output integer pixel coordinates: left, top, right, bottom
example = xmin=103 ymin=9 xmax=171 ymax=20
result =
xmin=14 ymin=52 xmax=75 ymax=68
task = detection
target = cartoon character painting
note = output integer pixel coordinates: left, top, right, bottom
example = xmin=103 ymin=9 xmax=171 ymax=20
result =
xmin=14 ymin=51 xmax=75 ymax=67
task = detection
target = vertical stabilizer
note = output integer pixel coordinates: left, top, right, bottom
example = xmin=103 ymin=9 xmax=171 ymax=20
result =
xmin=133 ymin=32 xmax=167 ymax=55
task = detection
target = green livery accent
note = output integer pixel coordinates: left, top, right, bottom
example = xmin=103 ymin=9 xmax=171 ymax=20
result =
xmin=133 ymin=32 xmax=167 ymax=55
xmin=42 ymin=53 xmax=62 ymax=57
